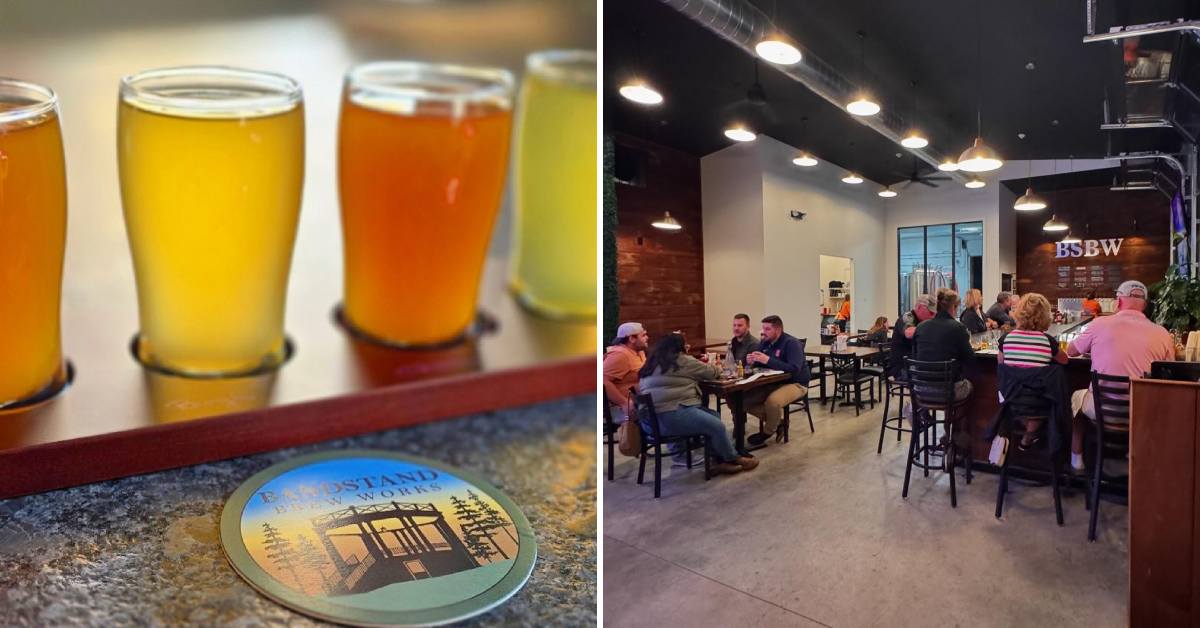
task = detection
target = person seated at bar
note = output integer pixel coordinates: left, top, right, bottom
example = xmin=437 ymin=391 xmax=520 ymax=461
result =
xmin=835 ymin=294 xmax=851 ymax=332
xmin=637 ymin=334 xmax=759 ymax=476
xmin=986 ymin=291 xmax=1018 ymax=329
xmin=863 ymin=316 xmax=889 ymax=345
xmin=912 ymin=288 xmax=975 ymax=402
xmin=890 ymin=293 xmax=936 ymax=379
xmin=743 ymin=315 xmax=810 ymax=447
xmin=959 ymin=288 xmax=994 ymax=334
xmin=1081 ymin=287 xmax=1102 ymax=318
xmin=603 ymin=322 xmax=648 ymax=422
xmin=1065 ymin=280 xmax=1174 ymax=472
xmin=996 ymin=293 xmax=1069 ymax=449
xmin=727 ymin=313 xmax=758 ymax=367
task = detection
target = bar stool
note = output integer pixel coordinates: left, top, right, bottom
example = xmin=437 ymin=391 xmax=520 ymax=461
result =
xmin=1085 ymin=372 xmax=1131 ymax=542
xmin=902 ymin=358 xmax=970 ymax=508
xmin=603 ymin=401 xmax=617 ymax=481
xmin=993 ymin=412 xmax=1064 ymax=525
xmin=877 ymin=354 xmax=912 ymax=454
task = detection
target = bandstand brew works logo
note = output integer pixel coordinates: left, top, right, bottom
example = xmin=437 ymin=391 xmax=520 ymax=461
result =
xmin=220 ymin=450 xmax=536 ymax=627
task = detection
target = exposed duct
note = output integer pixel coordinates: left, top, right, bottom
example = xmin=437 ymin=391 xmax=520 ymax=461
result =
xmin=659 ymin=0 xmax=964 ymax=181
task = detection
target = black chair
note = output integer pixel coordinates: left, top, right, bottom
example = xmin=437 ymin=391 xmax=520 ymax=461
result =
xmin=808 ymin=357 xmax=828 ymax=400
xmin=993 ymin=412 xmax=1064 ymax=526
xmin=902 ymin=358 xmax=970 ymax=508
xmin=829 ymin=353 xmax=876 ymax=415
xmin=859 ymin=344 xmax=888 ymax=400
xmin=876 ymin=352 xmax=912 ymax=454
xmin=603 ymin=401 xmax=617 ymax=482
xmin=635 ymin=393 xmax=711 ymax=498
xmin=1085 ymin=372 xmax=1131 ymax=542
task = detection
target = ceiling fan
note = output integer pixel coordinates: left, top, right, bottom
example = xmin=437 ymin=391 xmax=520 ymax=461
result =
xmin=900 ymin=156 xmax=951 ymax=188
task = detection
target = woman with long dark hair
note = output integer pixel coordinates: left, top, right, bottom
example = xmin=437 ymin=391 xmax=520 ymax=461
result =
xmin=637 ymin=334 xmax=758 ymax=475
xmin=864 ymin=316 xmax=889 ymax=345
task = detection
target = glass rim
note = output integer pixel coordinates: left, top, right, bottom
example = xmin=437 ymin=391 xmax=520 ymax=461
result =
xmin=0 ymin=78 xmax=58 ymax=125
xmin=119 ymin=65 xmax=303 ymax=117
xmin=526 ymin=49 xmax=595 ymax=86
xmin=344 ymin=61 xmax=515 ymax=106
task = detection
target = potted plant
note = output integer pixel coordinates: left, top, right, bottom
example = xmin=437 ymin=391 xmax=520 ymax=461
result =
xmin=1148 ymin=266 xmax=1200 ymax=358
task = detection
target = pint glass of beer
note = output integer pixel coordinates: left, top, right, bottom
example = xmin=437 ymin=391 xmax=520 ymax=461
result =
xmin=0 ymin=79 xmax=69 ymax=408
xmin=509 ymin=50 xmax=597 ymax=319
xmin=118 ymin=67 xmax=304 ymax=377
xmin=338 ymin=62 xmax=514 ymax=347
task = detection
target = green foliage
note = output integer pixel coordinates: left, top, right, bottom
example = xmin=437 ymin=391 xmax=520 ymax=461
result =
xmin=603 ymin=134 xmax=620 ymax=344
xmin=1148 ymin=266 xmax=1200 ymax=333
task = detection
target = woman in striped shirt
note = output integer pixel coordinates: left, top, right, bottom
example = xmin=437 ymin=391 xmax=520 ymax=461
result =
xmin=997 ymin=293 xmax=1068 ymax=448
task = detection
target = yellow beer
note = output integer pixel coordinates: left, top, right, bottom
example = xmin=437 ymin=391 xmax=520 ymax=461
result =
xmin=509 ymin=50 xmax=597 ymax=319
xmin=0 ymin=80 xmax=68 ymax=408
xmin=118 ymin=67 xmax=304 ymax=376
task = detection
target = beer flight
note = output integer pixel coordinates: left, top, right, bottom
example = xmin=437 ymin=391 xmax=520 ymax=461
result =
xmin=0 ymin=52 xmax=597 ymax=410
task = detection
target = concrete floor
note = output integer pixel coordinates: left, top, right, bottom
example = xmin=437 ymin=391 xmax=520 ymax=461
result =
xmin=603 ymin=395 xmax=1129 ymax=628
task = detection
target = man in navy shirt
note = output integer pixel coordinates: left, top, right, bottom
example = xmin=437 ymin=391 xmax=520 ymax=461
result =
xmin=744 ymin=315 xmax=811 ymax=447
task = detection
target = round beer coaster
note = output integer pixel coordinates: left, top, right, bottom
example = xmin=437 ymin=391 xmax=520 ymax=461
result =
xmin=220 ymin=450 xmax=536 ymax=627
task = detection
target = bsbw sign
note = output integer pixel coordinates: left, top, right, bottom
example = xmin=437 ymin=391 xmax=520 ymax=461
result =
xmin=1055 ymin=238 xmax=1124 ymax=258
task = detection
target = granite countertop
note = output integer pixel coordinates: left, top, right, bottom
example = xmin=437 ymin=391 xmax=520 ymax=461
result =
xmin=0 ymin=395 xmax=596 ymax=627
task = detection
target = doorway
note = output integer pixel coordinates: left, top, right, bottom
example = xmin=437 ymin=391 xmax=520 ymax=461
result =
xmin=819 ymin=255 xmax=855 ymax=333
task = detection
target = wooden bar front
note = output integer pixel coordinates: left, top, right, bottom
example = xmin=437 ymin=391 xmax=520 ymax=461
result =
xmin=1129 ymin=378 xmax=1200 ymax=628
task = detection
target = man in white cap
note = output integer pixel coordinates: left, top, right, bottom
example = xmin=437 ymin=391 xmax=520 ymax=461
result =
xmin=1065 ymin=279 xmax=1174 ymax=471
xmin=603 ymin=322 xmax=649 ymax=421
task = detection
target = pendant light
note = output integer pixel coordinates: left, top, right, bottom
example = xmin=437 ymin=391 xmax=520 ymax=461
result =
xmin=842 ymin=172 xmax=864 ymax=184
xmin=900 ymin=80 xmax=929 ymax=148
xmin=956 ymin=1 xmax=1003 ymax=172
xmin=845 ymin=31 xmax=880 ymax=116
xmin=619 ymin=82 xmax=664 ymax=105
xmin=965 ymin=177 xmax=986 ymax=189
xmin=938 ymin=159 xmax=959 ymax=172
xmin=756 ymin=1 xmax=802 ymax=65
xmin=652 ymin=211 xmax=682 ymax=231
xmin=1042 ymin=214 xmax=1069 ymax=232
xmin=724 ymin=126 xmax=756 ymax=142
xmin=1013 ymin=63 xmax=1047 ymax=211
xmin=878 ymin=186 xmax=898 ymax=198
xmin=792 ymin=116 xmax=818 ymax=166
xmin=1059 ymin=230 xmax=1081 ymax=244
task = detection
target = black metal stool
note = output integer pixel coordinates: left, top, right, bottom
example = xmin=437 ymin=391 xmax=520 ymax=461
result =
xmin=876 ymin=350 xmax=911 ymax=453
xmin=902 ymin=358 xmax=970 ymax=508
xmin=994 ymin=414 xmax=1064 ymax=526
xmin=1085 ymin=372 xmax=1131 ymax=542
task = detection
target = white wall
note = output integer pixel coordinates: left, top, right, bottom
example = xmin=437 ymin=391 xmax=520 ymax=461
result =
xmin=884 ymin=158 xmax=1112 ymax=315
xmin=701 ymin=141 xmax=767 ymax=335
xmin=700 ymin=135 xmax=888 ymax=339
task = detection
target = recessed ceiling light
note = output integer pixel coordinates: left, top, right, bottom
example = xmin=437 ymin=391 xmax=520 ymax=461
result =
xmin=724 ymin=126 xmax=756 ymax=142
xmin=618 ymin=82 xmax=663 ymax=105
xmin=938 ymin=159 xmax=959 ymax=172
xmin=842 ymin=173 xmax=864 ymax=184
xmin=900 ymin=132 xmax=929 ymax=149
xmin=964 ymin=178 xmax=986 ymax=189
xmin=846 ymin=96 xmax=880 ymax=116
xmin=878 ymin=187 xmax=897 ymax=198
xmin=792 ymin=152 xmax=818 ymax=167
xmin=755 ymin=38 xmax=802 ymax=65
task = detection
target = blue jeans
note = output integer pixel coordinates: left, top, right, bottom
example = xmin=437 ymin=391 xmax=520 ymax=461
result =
xmin=645 ymin=404 xmax=739 ymax=463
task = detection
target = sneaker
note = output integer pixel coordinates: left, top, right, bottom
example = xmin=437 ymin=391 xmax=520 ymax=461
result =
xmin=747 ymin=432 xmax=770 ymax=447
xmin=712 ymin=462 xmax=743 ymax=475
xmin=736 ymin=456 xmax=760 ymax=471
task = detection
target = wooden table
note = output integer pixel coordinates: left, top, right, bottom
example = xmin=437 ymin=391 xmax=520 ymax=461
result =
xmin=805 ymin=345 xmax=881 ymax=402
xmin=700 ymin=372 xmax=792 ymax=454
xmin=691 ymin=338 xmax=731 ymax=352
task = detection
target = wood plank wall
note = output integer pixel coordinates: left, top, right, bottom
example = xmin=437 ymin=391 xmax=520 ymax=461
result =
xmin=1015 ymin=187 xmax=1170 ymax=303
xmin=613 ymin=133 xmax=706 ymax=344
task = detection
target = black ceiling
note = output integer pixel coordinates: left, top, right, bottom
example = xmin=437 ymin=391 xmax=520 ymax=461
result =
xmin=605 ymin=0 xmax=1196 ymax=187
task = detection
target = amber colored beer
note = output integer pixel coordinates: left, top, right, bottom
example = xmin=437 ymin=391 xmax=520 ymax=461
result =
xmin=338 ymin=62 xmax=514 ymax=346
xmin=0 ymin=81 xmax=68 ymax=408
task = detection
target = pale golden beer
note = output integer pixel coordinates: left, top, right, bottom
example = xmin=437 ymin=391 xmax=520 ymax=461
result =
xmin=118 ymin=67 xmax=304 ymax=376
xmin=509 ymin=50 xmax=597 ymax=319
xmin=0 ymin=79 xmax=68 ymax=408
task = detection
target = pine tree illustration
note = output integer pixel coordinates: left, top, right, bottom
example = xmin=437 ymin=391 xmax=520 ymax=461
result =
xmin=456 ymin=492 xmax=509 ymax=560
xmin=468 ymin=490 xmax=516 ymax=546
xmin=261 ymin=522 xmax=302 ymax=589
xmin=462 ymin=529 xmax=497 ymax=563
xmin=295 ymin=534 xmax=334 ymax=595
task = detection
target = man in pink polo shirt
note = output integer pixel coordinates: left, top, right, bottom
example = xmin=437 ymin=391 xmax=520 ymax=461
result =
xmin=1065 ymin=280 xmax=1174 ymax=471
